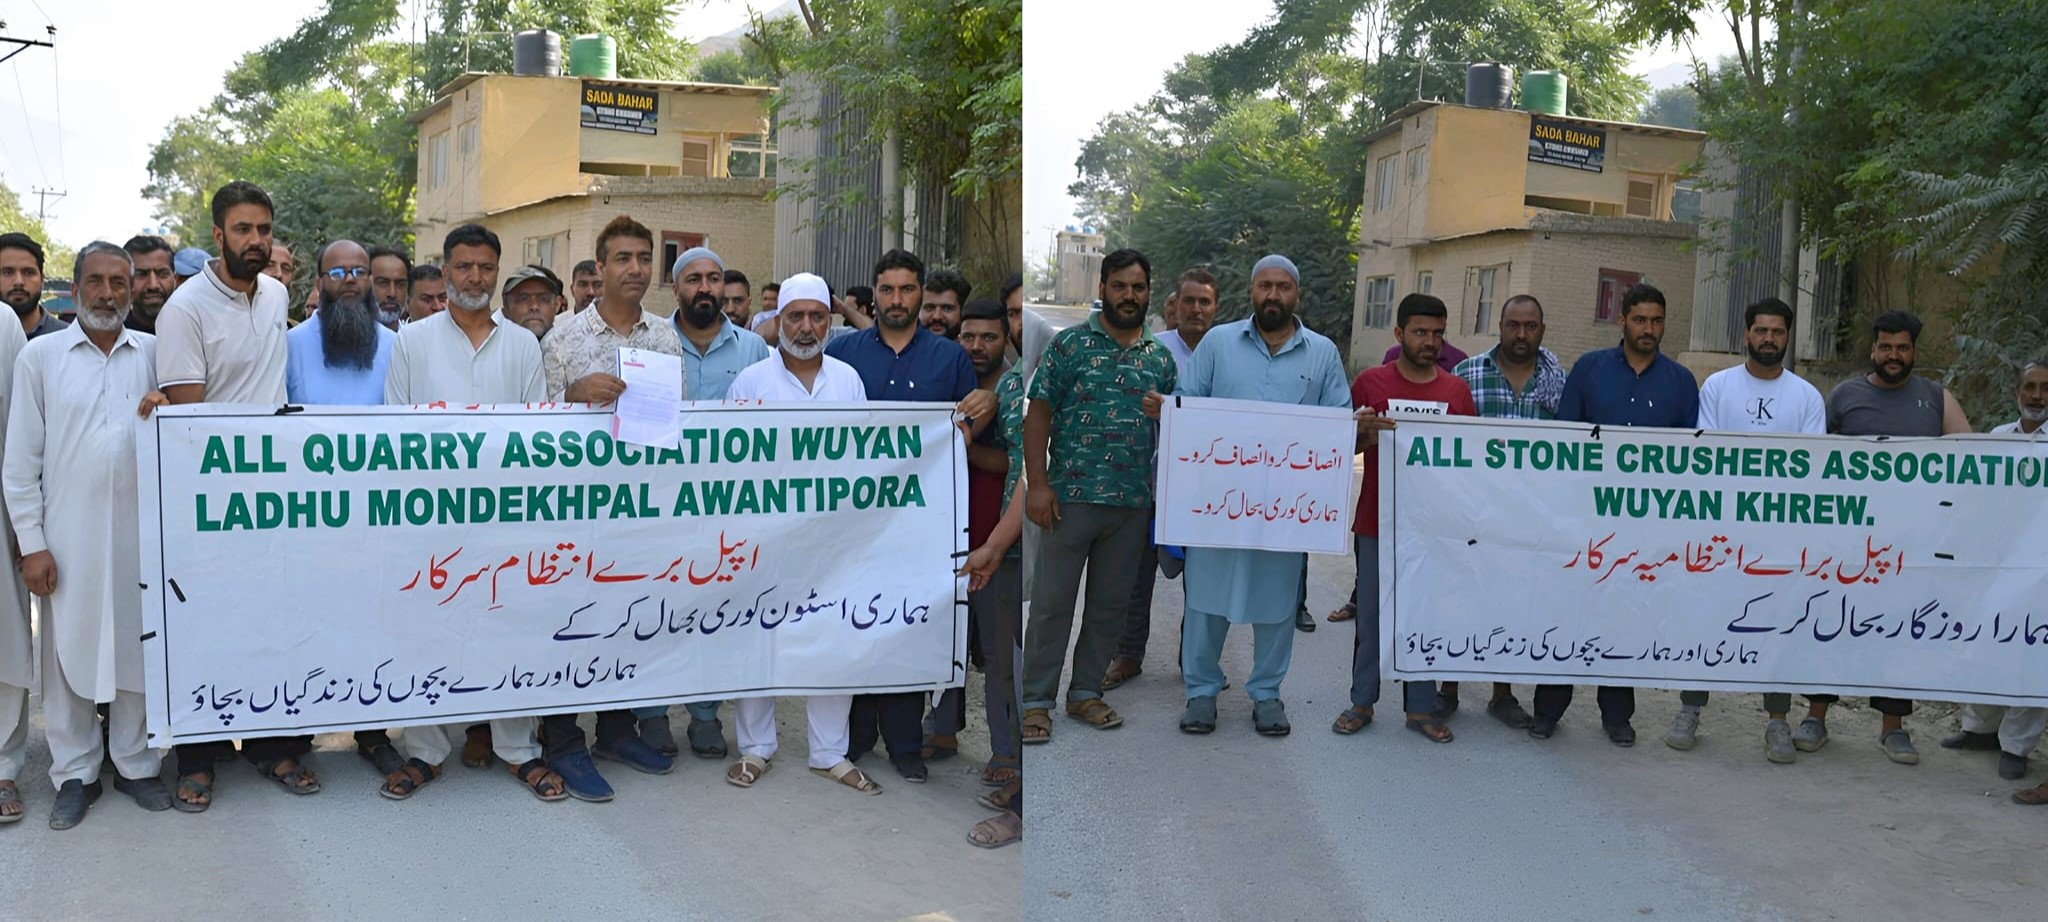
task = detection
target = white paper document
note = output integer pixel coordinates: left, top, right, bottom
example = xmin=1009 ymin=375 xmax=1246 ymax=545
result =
xmin=612 ymin=346 xmax=684 ymax=448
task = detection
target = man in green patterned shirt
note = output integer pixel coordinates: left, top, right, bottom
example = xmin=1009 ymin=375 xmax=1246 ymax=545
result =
xmin=1020 ymin=250 xmax=1178 ymax=744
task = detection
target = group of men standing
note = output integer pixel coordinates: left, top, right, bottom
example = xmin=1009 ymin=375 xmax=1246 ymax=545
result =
xmin=1021 ymin=247 xmax=2048 ymax=806
xmin=0 ymin=179 xmax=1031 ymax=847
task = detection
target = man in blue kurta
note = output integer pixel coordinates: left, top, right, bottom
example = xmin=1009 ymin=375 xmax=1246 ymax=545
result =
xmin=1167 ymin=255 xmax=1351 ymax=736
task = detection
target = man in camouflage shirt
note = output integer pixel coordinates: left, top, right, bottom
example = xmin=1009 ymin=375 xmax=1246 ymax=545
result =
xmin=1020 ymin=250 xmax=1178 ymax=744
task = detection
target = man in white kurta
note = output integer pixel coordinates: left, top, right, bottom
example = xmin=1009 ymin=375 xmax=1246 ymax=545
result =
xmin=379 ymin=223 xmax=556 ymax=800
xmin=0 ymin=284 xmax=28 ymax=824
xmin=6 ymin=242 xmax=174 ymax=827
xmin=721 ymin=274 xmax=881 ymax=795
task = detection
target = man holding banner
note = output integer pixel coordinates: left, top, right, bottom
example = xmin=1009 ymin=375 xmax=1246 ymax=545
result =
xmin=1659 ymin=298 xmax=1824 ymax=762
xmin=1333 ymin=293 xmax=1470 ymax=744
xmin=380 ymin=222 xmax=561 ymax=802
xmin=1802 ymin=309 xmax=1971 ymax=766
xmin=721 ymin=273 xmax=882 ymax=796
xmin=1531 ymin=282 xmax=1697 ymax=747
xmin=1168 ymin=255 xmax=1350 ymax=736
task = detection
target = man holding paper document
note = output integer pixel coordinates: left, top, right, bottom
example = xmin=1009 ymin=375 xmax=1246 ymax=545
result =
xmin=1161 ymin=255 xmax=1351 ymax=737
xmin=537 ymin=215 xmax=687 ymax=800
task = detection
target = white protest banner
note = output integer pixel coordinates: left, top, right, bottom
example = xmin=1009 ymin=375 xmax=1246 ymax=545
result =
xmin=138 ymin=403 xmax=966 ymax=746
xmin=1380 ymin=416 xmax=2048 ymax=706
xmin=1157 ymin=395 xmax=1354 ymax=555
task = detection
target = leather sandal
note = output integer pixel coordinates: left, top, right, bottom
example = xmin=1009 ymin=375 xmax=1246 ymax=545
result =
xmin=725 ymin=754 xmax=771 ymax=788
xmin=1065 ymin=698 xmax=1124 ymax=729
xmin=1332 ymin=705 xmax=1374 ymax=735
xmin=1406 ymin=715 xmax=1454 ymax=743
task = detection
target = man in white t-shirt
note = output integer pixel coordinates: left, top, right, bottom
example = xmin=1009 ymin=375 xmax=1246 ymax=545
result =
xmin=1953 ymin=359 xmax=2048 ymax=785
xmin=153 ymin=180 xmax=301 ymax=813
xmin=721 ymin=274 xmax=880 ymax=796
xmin=1664 ymin=297 xmax=1823 ymax=763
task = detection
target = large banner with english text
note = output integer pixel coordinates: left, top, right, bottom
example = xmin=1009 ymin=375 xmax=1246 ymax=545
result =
xmin=1381 ymin=416 xmax=2048 ymax=706
xmin=1156 ymin=396 xmax=1355 ymax=555
xmin=138 ymin=404 xmax=967 ymax=746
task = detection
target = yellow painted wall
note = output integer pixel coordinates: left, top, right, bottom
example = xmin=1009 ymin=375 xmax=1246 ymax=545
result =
xmin=1424 ymin=106 xmax=1532 ymax=239
xmin=479 ymin=77 xmax=584 ymax=215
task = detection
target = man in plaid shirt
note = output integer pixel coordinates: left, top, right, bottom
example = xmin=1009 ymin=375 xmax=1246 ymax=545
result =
xmin=1440 ymin=293 xmax=1565 ymax=727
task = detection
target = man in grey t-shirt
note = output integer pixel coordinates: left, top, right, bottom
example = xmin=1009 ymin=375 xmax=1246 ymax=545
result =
xmin=1802 ymin=310 xmax=1970 ymax=767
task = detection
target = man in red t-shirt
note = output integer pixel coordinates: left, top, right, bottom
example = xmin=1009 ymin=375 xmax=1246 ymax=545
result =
xmin=1333 ymin=293 xmax=1475 ymax=744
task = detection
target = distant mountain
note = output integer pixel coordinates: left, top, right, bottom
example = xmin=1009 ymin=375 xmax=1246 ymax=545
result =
xmin=693 ymin=0 xmax=803 ymax=57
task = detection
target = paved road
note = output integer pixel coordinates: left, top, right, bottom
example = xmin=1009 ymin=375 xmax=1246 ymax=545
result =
xmin=1024 ymin=523 xmax=2048 ymax=921
xmin=1 ymin=697 xmax=1017 ymax=921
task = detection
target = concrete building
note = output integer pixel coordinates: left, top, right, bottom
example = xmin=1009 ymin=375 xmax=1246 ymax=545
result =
xmin=410 ymin=72 xmax=776 ymax=316
xmin=1351 ymin=100 xmax=1707 ymax=370
xmin=1053 ymin=228 xmax=1105 ymax=305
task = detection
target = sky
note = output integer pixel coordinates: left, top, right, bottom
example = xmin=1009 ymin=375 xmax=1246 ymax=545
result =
xmin=0 ymin=0 xmax=766 ymax=249
xmin=1023 ymin=0 xmax=1756 ymax=267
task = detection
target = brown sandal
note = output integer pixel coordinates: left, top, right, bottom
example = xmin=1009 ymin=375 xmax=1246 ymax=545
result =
xmin=379 ymin=758 xmax=442 ymax=800
xmin=981 ymin=758 xmax=1019 ymax=786
xmin=508 ymin=758 xmax=568 ymax=801
xmin=1066 ymin=698 xmax=1124 ymax=729
xmin=1327 ymin=603 xmax=1356 ymax=622
xmin=725 ymin=755 xmax=771 ymax=788
xmin=967 ymin=811 xmax=1021 ymax=848
xmin=1102 ymin=658 xmax=1143 ymax=690
xmin=810 ymin=759 xmax=883 ymax=794
xmin=1406 ymin=714 xmax=1454 ymax=743
xmin=1022 ymin=708 xmax=1052 ymax=745
xmin=1332 ymin=705 xmax=1374 ymax=734
xmin=462 ymin=724 xmax=493 ymax=768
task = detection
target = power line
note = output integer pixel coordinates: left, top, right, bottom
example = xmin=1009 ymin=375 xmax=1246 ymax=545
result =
xmin=9 ymin=61 xmax=47 ymax=186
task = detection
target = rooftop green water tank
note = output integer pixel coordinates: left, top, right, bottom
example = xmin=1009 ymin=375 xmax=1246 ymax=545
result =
xmin=569 ymin=34 xmax=617 ymax=79
xmin=1523 ymin=70 xmax=1568 ymax=115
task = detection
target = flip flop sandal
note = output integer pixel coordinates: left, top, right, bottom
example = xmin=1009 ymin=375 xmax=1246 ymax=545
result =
xmin=811 ymin=759 xmax=883 ymax=795
xmin=172 ymin=774 xmax=213 ymax=813
xmin=1022 ymin=709 xmax=1053 ymax=745
xmin=1406 ymin=716 xmax=1454 ymax=743
xmin=977 ymin=786 xmax=1017 ymax=812
xmin=1332 ymin=706 xmax=1374 ymax=735
xmin=256 ymin=759 xmax=322 ymax=795
xmin=0 ymin=783 xmax=22 ymax=823
xmin=509 ymin=758 xmax=569 ymax=802
xmin=966 ymin=813 xmax=1021 ymax=849
xmin=379 ymin=758 xmax=443 ymax=801
xmin=1327 ymin=604 xmax=1356 ymax=622
xmin=980 ymin=758 xmax=1019 ymax=786
xmin=725 ymin=755 xmax=771 ymax=788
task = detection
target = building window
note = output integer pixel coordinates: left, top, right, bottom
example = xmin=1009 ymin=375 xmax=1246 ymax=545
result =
xmin=458 ymin=120 xmax=479 ymax=162
xmin=1626 ymin=172 xmax=1661 ymax=218
xmin=1416 ymin=270 xmax=1432 ymax=296
xmin=427 ymin=131 xmax=449 ymax=189
xmin=727 ymin=134 xmax=777 ymax=179
xmin=1406 ymin=147 xmax=1428 ymax=184
xmin=680 ymin=136 xmax=714 ymax=178
xmin=1596 ymin=268 xmax=1643 ymax=322
xmin=526 ymin=235 xmax=558 ymax=275
xmin=1466 ymin=264 xmax=1507 ymax=334
xmin=659 ymin=231 xmax=708 ymax=283
xmin=1364 ymin=276 xmax=1395 ymax=328
xmin=1373 ymin=154 xmax=1398 ymax=212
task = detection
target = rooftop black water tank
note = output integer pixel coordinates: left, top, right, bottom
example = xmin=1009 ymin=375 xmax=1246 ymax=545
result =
xmin=1465 ymin=62 xmax=1513 ymax=108
xmin=513 ymin=29 xmax=560 ymax=77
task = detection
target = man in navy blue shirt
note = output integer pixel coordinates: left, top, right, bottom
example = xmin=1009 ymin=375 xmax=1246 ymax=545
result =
xmin=1531 ymin=282 xmax=1698 ymax=747
xmin=824 ymin=249 xmax=994 ymax=783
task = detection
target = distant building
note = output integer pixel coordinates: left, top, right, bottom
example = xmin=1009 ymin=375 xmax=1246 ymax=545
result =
xmin=409 ymin=72 xmax=777 ymax=315
xmin=1351 ymin=99 xmax=1707 ymax=369
xmin=1054 ymin=228 xmax=1105 ymax=305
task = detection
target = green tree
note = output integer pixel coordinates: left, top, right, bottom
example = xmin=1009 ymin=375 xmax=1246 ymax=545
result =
xmin=1637 ymin=84 xmax=1699 ymax=129
xmin=0 ymin=180 xmax=73 ymax=278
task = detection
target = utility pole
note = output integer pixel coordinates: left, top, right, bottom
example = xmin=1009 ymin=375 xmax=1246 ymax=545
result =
xmin=30 ymin=187 xmax=65 ymax=222
xmin=0 ymin=25 xmax=55 ymax=66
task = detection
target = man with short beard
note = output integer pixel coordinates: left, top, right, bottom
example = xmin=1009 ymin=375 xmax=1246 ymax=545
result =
xmin=123 ymin=235 xmax=177 ymax=335
xmin=827 ymin=248 xmax=994 ymax=780
xmin=571 ymin=259 xmax=603 ymax=312
xmin=407 ymin=264 xmax=447 ymax=323
xmin=920 ymin=269 xmax=970 ymax=340
xmin=1019 ymin=249 xmax=1176 ymax=746
xmin=1802 ymin=309 xmax=1970 ymax=766
xmin=722 ymin=273 xmax=882 ymax=797
xmin=1658 ymin=297 xmax=1823 ymax=761
xmin=155 ymin=180 xmax=305 ymax=811
xmin=381 ymin=222 xmax=560 ymax=804
xmin=1165 ymin=256 xmax=1351 ymax=737
xmin=0 ymin=233 xmax=64 ymax=340
xmin=720 ymin=268 xmax=754 ymax=328
xmin=6 ymin=242 xmax=177 ymax=828
xmin=925 ymin=299 xmax=1020 ymax=781
xmin=367 ymin=245 xmax=411 ymax=331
